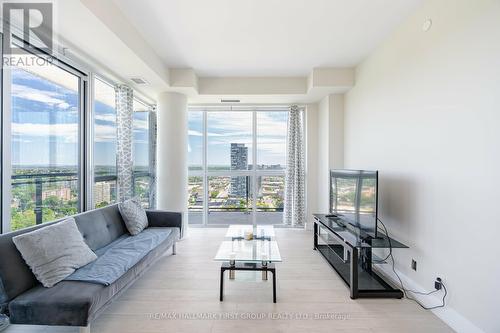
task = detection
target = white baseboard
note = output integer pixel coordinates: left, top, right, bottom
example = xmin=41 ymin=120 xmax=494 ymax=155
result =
xmin=374 ymin=264 xmax=484 ymax=333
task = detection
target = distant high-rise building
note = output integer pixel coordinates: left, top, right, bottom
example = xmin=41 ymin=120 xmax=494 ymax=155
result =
xmin=42 ymin=187 xmax=71 ymax=201
xmin=230 ymin=143 xmax=248 ymax=196
xmin=94 ymin=181 xmax=112 ymax=205
xmin=255 ymin=176 xmax=263 ymax=197
xmin=230 ymin=143 xmax=248 ymax=170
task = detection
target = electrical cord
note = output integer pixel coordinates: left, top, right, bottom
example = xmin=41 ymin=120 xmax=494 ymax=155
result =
xmin=375 ymin=218 xmax=448 ymax=310
xmin=371 ymin=224 xmax=394 ymax=263
xmin=372 ymin=245 xmax=392 ymax=263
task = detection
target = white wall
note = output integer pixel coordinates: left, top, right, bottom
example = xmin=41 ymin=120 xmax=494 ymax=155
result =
xmin=317 ymin=94 xmax=345 ymax=212
xmin=344 ymin=1 xmax=500 ymax=332
xmin=306 ymin=104 xmax=319 ymax=228
xmin=317 ymin=96 xmax=330 ymax=212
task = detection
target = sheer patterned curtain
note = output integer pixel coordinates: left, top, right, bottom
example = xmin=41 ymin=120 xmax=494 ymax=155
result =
xmin=115 ymin=85 xmax=134 ymax=201
xmin=284 ymin=105 xmax=306 ymax=227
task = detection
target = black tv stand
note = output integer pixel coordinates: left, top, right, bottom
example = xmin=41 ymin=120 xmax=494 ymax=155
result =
xmin=313 ymin=214 xmax=408 ymax=299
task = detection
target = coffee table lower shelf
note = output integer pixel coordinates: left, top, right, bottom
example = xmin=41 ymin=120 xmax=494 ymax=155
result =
xmin=219 ymin=262 xmax=277 ymax=303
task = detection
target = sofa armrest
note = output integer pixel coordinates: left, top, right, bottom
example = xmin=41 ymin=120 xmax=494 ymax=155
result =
xmin=145 ymin=210 xmax=183 ymax=238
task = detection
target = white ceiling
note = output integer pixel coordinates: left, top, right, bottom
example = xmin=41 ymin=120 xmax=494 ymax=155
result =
xmin=113 ymin=0 xmax=422 ymax=77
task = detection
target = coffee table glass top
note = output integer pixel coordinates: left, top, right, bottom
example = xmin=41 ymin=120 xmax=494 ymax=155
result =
xmin=225 ymin=225 xmax=275 ymax=239
xmin=215 ymin=225 xmax=281 ymax=262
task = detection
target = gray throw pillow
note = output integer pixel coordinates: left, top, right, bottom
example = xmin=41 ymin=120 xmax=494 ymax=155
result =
xmin=12 ymin=218 xmax=97 ymax=288
xmin=118 ymin=199 xmax=148 ymax=235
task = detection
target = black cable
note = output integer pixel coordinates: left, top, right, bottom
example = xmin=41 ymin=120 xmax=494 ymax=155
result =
xmin=372 ymin=251 xmax=391 ymax=263
xmin=371 ymin=224 xmax=395 ymax=263
xmin=375 ymin=218 xmax=447 ymax=310
xmin=406 ymin=288 xmax=440 ymax=296
xmin=371 ymin=227 xmax=392 ymax=263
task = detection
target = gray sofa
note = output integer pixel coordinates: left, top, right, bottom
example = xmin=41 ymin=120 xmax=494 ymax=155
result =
xmin=0 ymin=204 xmax=182 ymax=332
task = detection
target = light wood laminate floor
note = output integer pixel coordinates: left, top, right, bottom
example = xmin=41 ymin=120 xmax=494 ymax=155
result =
xmin=5 ymin=228 xmax=452 ymax=333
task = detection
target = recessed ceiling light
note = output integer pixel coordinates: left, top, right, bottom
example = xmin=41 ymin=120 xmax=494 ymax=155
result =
xmin=422 ymin=19 xmax=432 ymax=32
xmin=130 ymin=77 xmax=148 ymax=85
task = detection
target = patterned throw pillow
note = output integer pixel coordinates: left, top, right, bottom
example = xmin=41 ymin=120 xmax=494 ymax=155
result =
xmin=118 ymin=199 xmax=149 ymax=235
xmin=12 ymin=218 xmax=97 ymax=288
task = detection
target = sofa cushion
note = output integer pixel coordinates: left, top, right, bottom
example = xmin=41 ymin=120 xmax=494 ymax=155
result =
xmin=118 ymin=199 xmax=148 ymax=235
xmin=65 ymin=228 xmax=172 ymax=285
xmin=12 ymin=218 xmax=97 ymax=288
xmin=8 ymin=227 xmax=179 ymax=327
xmin=74 ymin=204 xmax=127 ymax=251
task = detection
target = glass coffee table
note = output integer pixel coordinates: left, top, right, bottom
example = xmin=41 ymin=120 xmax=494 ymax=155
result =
xmin=214 ymin=225 xmax=281 ymax=303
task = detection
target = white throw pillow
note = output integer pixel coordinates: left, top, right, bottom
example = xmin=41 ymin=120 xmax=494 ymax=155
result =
xmin=118 ymin=199 xmax=148 ymax=235
xmin=13 ymin=218 xmax=97 ymax=288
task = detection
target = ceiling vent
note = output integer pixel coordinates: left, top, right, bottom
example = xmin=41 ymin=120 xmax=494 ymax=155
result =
xmin=130 ymin=77 xmax=148 ymax=85
xmin=221 ymin=99 xmax=240 ymax=103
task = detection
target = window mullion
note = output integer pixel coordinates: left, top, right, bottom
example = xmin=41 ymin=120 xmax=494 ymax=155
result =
xmin=202 ymin=110 xmax=208 ymax=226
xmin=1 ymin=49 xmax=12 ymax=233
xmin=252 ymin=110 xmax=257 ymax=226
xmin=84 ymin=74 xmax=94 ymax=212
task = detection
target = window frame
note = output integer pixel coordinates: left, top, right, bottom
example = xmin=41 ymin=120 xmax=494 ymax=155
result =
xmin=188 ymin=106 xmax=290 ymax=227
xmin=132 ymin=98 xmax=153 ymax=208
xmin=1 ymin=36 xmax=89 ymax=233
xmin=91 ymin=74 xmax=119 ymax=209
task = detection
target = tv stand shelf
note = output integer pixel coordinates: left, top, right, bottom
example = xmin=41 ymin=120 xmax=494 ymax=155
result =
xmin=313 ymin=214 xmax=408 ymax=299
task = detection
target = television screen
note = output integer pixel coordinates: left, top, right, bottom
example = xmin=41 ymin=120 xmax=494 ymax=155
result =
xmin=330 ymin=169 xmax=378 ymax=237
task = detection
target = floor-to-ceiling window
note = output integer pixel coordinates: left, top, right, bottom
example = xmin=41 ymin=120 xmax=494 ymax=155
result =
xmin=187 ymin=111 xmax=204 ymax=224
xmin=8 ymin=51 xmax=84 ymax=231
xmin=133 ymin=99 xmax=152 ymax=208
xmin=188 ymin=107 xmax=288 ymax=226
xmin=207 ymin=111 xmax=254 ymax=225
xmin=255 ymin=111 xmax=287 ymax=223
xmin=1 ymin=36 xmax=156 ymax=233
xmin=93 ymin=77 xmax=117 ymax=208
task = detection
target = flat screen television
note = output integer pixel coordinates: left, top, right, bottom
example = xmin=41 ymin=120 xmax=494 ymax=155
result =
xmin=329 ymin=169 xmax=378 ymax=238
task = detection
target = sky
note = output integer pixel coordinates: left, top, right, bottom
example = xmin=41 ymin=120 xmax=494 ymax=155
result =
xmin=10 ymin=64 xmax=288 ymax=169
xmin=188 ymin=111 xmax=288 ymax=168
xmin=11 ymin=67 xmax=149 ymax=168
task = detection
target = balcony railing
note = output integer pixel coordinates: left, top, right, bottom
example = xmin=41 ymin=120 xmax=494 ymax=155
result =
xmin=188 ymin=204 xmax=284 ymax=225
xmin=11 ymin=172 xmax=80 ymax=230
xmin=11 ymin=171 xmax=152 ymax=229
xmin=200 ymin=207 xmax=284 ymax=212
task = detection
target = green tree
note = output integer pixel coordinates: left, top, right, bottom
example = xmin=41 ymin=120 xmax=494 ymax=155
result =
xmin=11 ymin=208 xmax=36 ymax=231
xmin=96 ymin=201 xmax=109 ymax=208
